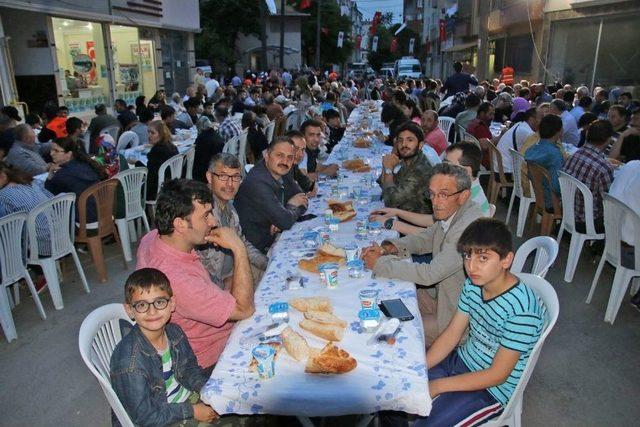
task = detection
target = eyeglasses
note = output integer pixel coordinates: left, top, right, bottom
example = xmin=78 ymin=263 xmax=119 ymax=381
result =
xmin=212 ymin=173 xmax=242 ymax=182
xmin=130 ymin=297 xmax=170 ymax=313
xmin=425 ymin=188 xmax=465 ymax=200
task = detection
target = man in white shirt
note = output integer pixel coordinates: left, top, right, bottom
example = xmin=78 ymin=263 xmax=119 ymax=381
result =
xmin=496 ymin=107 xmax=539 ymax=174
xmin=550 ymin=99 xmax=580 ymax=146
xmin=205 ymin=76 xmax=220 ymax=100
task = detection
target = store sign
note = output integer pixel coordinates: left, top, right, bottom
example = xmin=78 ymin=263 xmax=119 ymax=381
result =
xmin=72 ymin=54 xmax=93 ymax=74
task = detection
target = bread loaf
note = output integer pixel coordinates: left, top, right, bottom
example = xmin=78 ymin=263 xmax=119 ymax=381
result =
xmin=289 ymin=297 xmax=333 ymax=313
xmin=305 ymin=343 xmax=357 ymax=374
xmin=304 ymin=310 xmax=347 ymax=328
xmin=281 ymin=327 xmax=309 ymax=361
xmin=299 ymin=319 xmax=344 ymax=341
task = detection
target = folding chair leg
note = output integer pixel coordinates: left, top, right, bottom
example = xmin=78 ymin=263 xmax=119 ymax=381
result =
xmin=506 ymin=191 xmax=516 ymax=225
xmin=87 ymin=238 xmax=108 ymax=283
xmin=23 ymin=272 xmax=46 ymax=320
xmin=12 ymin=281 xmax=20 ymax=306
xmin=112 ymin=229 xmax=128 ymax=268
xmin=40 ymin=260 xmax=64 ymax=310
xmin=564 ymin=234 xmax=586 ymax=283
xmin=128 ymin=220 xmax=137 ymax=243
xmin=605 ymin=269 xmax=634 ymax=324
xmin=70 ymin=249 xmax=91 ymax=294
xmin=516 ymin=199 xmax=532 ymax=238
xmin=0 ymin=286 xmax=17 ymax=342
xmin=587 ymin=255 xmax=606 ymax=303
xmin=116 ymin=219 xmax=133 ymax=263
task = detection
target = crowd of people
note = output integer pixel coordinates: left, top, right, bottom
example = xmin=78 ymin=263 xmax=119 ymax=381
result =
xmin=1 ymin=62 xmax=639 ymax=426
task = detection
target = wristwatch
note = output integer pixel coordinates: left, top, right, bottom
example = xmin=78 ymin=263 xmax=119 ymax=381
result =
xmin=384 ymin=218 xmax=395 ymax=230
xmin=383 ymin=167 xmax=393 ymax=175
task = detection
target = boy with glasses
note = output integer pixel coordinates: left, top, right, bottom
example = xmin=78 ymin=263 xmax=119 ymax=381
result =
xmin=110 ymin=268 xmax=218 ymax=425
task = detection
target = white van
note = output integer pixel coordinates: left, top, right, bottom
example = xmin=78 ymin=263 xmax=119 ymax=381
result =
xmin=394 ymin=57 xmax=422 ymax=79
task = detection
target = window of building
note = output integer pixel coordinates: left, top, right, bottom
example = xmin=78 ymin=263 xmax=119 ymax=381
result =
xmin=109 ymin=25 xmax=157 ymax=106
xmin=52 ymin=18 xmax=109 ymax=113
xmin=547 ymin=18 xmax=600 ymax=85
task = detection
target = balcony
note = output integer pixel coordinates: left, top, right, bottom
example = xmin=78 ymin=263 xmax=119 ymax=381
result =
xmin=487 ymin=0 xmax=544 ymax=33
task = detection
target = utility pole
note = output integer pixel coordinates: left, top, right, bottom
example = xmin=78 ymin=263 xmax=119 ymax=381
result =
xmin=315 ymin=0 xmax=321 ymax=69
xmin=259 ymin=0 xmax=269 ymax=71
xmin=279 ymin=0 xmax=285 ymax=69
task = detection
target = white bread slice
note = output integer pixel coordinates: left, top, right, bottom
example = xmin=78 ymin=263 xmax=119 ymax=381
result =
xmin=299 ymin=319 xmax=344 ymax=341
xmin=304 ymin=310 xmax=347 ymax=328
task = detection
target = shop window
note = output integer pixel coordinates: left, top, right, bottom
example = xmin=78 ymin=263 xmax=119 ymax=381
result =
xmin=109 ymin=25 xmax=157 ymax=108
xmin=548 ymin=19 xmax=600 ymax=86
xmin=505 ymin=35 xmax=533 ymax=74
xmin=594 ymin=14 xmax=640 ymax=87
xmin=52 ymin=18 xmax=109 ymax=113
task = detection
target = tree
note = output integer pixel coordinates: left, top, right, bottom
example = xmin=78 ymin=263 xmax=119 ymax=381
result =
xmin=195 ymin=0 xmax=261 ymax=72
xmin=293 ymin=0 xmax=354 ymax=68
xmin=367 ymin=18 xmax=422 ymax=71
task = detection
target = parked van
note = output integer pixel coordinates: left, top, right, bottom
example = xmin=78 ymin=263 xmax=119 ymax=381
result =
xmin=379 ymin=67 xmax=395 ymax=79
xmin=394 ymin=57 xmax=422 ymax=79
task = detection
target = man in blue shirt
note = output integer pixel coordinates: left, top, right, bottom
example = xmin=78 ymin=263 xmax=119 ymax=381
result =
xmin=525 ymin=114 xmax=564 ymax=209
xmin=443 ymin=61 xmax=478 ymax=99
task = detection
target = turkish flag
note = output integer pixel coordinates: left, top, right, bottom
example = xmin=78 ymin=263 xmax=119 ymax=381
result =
xmin=300 ymin=0 xmax=312 ymax=10
xmin=439 ymin=19 xmax=446 ymax=41
xmin=370 ymin=11 xmax=381 ymax=35
xmin=356 ymin=35 xmax=362 ymax=50
xmin=390 ymin=37 xmax=398 ymax=53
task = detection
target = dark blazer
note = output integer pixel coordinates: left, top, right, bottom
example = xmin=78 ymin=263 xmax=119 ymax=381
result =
xmin=145 ymin=143 xmax=178 ymax=200
xmin=193 ymin=128 xmax=225 ymax=182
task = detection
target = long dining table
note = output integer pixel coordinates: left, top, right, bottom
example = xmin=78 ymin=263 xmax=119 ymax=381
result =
xmin=200 ymin=101 xmax=433 ymax=421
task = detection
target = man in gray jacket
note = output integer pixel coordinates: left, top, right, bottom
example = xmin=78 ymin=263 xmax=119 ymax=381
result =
xmin=362 ymin=163 xmax=483 ymax=343
xmin=5 ymin=124 xmax=49 ymax=175
xmin=197 ymin=153 xmax=269 ymax=287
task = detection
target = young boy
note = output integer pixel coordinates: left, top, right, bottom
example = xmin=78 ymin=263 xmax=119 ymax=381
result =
xmin=418 ymin=218 xmax=544 ymax=426
xmin=110 ymin=268 xmax=218 ymax=426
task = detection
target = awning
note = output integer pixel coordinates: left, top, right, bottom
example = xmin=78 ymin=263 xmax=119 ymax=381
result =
xmin=243 ymin=45 xmax=300 ymax=55
xmin=442 ymin=41 xmax=478 ymax=52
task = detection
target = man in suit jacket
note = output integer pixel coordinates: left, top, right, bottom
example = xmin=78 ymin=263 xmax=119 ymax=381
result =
xmin=362 ymin=163 xmax=483 ymax=344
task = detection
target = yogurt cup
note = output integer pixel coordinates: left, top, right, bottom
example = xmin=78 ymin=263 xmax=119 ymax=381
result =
xmin=252 ymin=345 xmax=276 ymax=379
xmin=268 ymin=302 xmax=289 ymax=323
xmin=359 ymin=289 xmax=379 ymax=309
xmin=319 ymin=263 xmax=339 ymax=289
xmin=358 ymin=308 xmax=381 ymax=333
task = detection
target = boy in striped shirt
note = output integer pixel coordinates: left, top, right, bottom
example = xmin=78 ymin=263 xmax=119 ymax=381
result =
xmin=110 ymin=268 xmax=218 ymax=426
xmin=419 ymin=218 xmax=544 ymax=426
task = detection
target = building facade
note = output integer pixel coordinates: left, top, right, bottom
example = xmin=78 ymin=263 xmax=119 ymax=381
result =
xmin=0 ymin=0 xmax=200 ymax=117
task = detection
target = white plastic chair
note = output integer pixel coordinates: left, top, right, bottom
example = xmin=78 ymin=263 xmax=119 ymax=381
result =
xmin=81 ymin=131 xmax=91 ymax=154
xmin=0 ymin=212 xmax=46 ymax=342
xmin=183 ymin=146 xmax=196 ymax=179
xmin=557 ymin=171 xmax=605 ymax=283
xmin=100 ymin=125 xmax=120 ymax=143
xmin=488 ymin=203 xmax=496 ymax=218
xmin=222 ymin=133 xmax=241 ymax=158
xmin=145 ymin=153 xmax=185 ymax=212
xmin=264 ymin=120 xmax=276 ymax=144
xmin=244 ymin=164 xmax=254 ymax=174
xmin=114 ymin=168 xmax=151 ymax=263
xmin=116 ymin=131 xmax=139 ymax=152
xmin=481 ymin=272 xmax=559 ymax=427
xmin=437 ymin=116 xmax=455 ymax=142
xmin=460 ymin=130 xmax=480 ymax=148
xmin=79 ymin=303 xmax=135 ymax=427
xmin=286 ymin=111 xmax=299 ymax=132
xmin=511 ymin=236 xmax=559 ymax=279
xmin=587 ymin=194 xmax=640 ymax=324
xmin=27 ymin=194 xmax=90 ymax=310
xmin=237 ymin=130 xmax=249 ymax=170
xmin=506 ymin=148 xmax=535 ymax=237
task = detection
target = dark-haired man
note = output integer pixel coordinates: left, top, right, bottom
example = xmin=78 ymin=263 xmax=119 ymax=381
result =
xmin=443 ymin=61 xmax=478 ymax=98
xmin=378 ymin=121 xmax=433 ymax=214
xmin=466 ymin=102 xmax=495 ymax=142
xmin=87 ymin=104 xmax=119 ymax=144
xmin=114 ymin=99 xmax=137 ymax=130
xmin=286 ymin=129 xmax=316 ymax=194
xmin=496 ymin=107 xmax=539 ymax=174
xmin=300 ymin=119 xmax=339 ymax=177
xmin=235 ymin=137 xmax=308 ymax=253
xmin=136 ymin=179 xmax=255 ymax=371
xmin=550 ymin=99 xmax=580 ymax=146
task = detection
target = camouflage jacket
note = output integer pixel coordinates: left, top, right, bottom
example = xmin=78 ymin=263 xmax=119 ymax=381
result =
xmin=378 ymin=151 xmax=433 ymax=214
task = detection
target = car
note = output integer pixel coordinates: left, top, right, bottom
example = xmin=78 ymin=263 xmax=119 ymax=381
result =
xmin=394 ymin=57 xmax=422 ymax=79
xmin=379 ymin=67 xmax=395 ymax=79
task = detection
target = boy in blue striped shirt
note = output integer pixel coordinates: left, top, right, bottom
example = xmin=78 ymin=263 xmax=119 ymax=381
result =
xmin=419 ymin=218 xmax=544 ymax=426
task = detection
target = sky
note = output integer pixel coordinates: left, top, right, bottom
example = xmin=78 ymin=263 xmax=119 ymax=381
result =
xmin=354 ymin=0 xmax=403 ymax=23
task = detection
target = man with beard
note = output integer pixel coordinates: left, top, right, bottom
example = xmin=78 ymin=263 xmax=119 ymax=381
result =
xmin=300 ymin=119 xmax=339 ymax=178
xmin=286 ymin=129 xmax=316 ymax=195
xmin=235 ymin=137 xmax=308 ymax=253
xmin=362 ymin=163 xmax=483 ymax=344
xmin=378 ymin=121 xmax=433 ymax=214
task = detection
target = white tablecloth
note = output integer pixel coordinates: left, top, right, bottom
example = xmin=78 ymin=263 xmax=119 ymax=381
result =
xmin=200 ymin=102 xmax=432 ymax=417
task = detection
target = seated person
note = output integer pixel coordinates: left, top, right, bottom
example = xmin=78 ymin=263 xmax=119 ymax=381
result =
xmin=378 ymin=102 xmax=407 ymax=146
xmin=377 ymin=121 xmax=433 ymax=214
xmin=454 ymin=93 xmax=481 ymax=132
xmin=286 ymin=130 xmax=316 ymax=195
xmin=235 ymin=137 xmax=308 ymax=253
xmin=110 ymin=268 xmax=219 ymax=426
xmin=322 ymin=108 xmax=345 ymax=154
xmin=136 ymin=179 xmax=255 ymax=370
xmin=192 ymin=120 xmax=225 ymax=183
xmin=524 ymin=114 xmax=564 ymax=210
xmin=4 ymin=124 xmax=49 ymax=176
xmin=243 ymin=111 xmax=269 ymax=164
xmin=198 ymin=153 xmax=268 ymax=285
xmin=362 ymin=163 xmax=483 ymax=343
xmin=421 ymin=110 xmax=447 ymax=156
xmin=562 ymin=120 xmax=615 ymax=233
xmin=114 ymin=99 xmax=137 ymax=130
xmin=144 ymin=121 xmax=179 ymax=201
xmin=390 ymin=218 xmax=543 ymax=426
xmin=371 ymin=141 xmax=489 ymax=234
xmin=301 ymin=119 xmax=339 ymax=178
xmin=45 ymin=137 xmax=106 ymax=223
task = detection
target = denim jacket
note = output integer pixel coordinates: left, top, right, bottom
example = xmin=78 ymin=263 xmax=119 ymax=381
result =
xmin=110 ymin=322 xmax=208 ymax=427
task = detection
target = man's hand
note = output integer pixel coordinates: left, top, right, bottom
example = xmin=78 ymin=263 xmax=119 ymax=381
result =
xmin=287 ymin=192 xmax=308 ymax=208
xmin=192 ymin=403 xmax=218 ymax=423
xmin=428 ymin=379 xmax=444 ymax=399
xmin=369 ymin=207 xmax=397 ymax=222
xmin=205 ymin=226 xmax=245 ymax=253
xmin=307 ymin=181 xmax=318 ymax=198
xmin=323 ymin=163 xmax=339 ymax=177
xmin=270 ymin=224 xmax=281 ymax=235
xmin=362 ymin=244 xmax=385 ymax=270
xmin=382 ymin=153 xmax=400 ymax=170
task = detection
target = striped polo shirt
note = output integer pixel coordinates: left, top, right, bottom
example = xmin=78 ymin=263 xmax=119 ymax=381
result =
xmin=159 ymin=347 xmax=191 ymax=404
xmin=457 ymin=278 xmax=544 ymax=405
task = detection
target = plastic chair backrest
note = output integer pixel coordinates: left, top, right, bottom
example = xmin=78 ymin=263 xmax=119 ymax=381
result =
xmin=76 ymin=180 xmax=119 ymax=239
xmin=222 ymin=133 xmax=241 ymax=157
xmin=558 ymin=171 xmax=600 ymax=236
xmin=527 ymin=161 xmax=562 ymax=214
xmin=78 ymin=303 xmax=135 ymax=427
xmin=82 ymin=132 xmax=91 ymax=154
xmin=183 ymin=146 xmax=196 ymax=179
xmin=490 ymin=272 xmax=559 ymax=425
xmin=511 ymin=236 xmax=559 ymax=278
xmin=602 ymin=193 xmax=640 ymax=269
xmin=286 ymin=111 xmax=298 ymax=131
xmin=437 ymin=116 xmax=455 ymax=139
xmin=114 ymin=168 xmax=147 ymax=220
xmin=27 ymin=193 xmax=76 ymax=260
xmin=116 ymin=131 xmax=139 ymax=152
xmin=264 ymin=121 xmax=276 ymax=143
xmin=483 ymin=138 xmax=508 ymax=182
xmin=245 ymin=164 xmax=254 ymax=174
xmin=488 ymin=203 xmax=496 ymax=218
xmin=157 ymin=154 xmax=185 ymax=193
xmin=100 ymin=125 xmax=120 ymax=143
xmin=237 ymin=130 xmax=249 ymax=168
xmin=460 ymin=131 xmax=480 ymax=148
xmin=0 ymin=212 xmax=28 ymax=285
xmin=509 ymin=148 xmax=529 ymax=197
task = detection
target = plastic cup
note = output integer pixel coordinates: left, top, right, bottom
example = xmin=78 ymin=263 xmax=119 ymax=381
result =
xmin=359 ymin=289 xmax=379 ymax=309
xmin=324 ymin=209 xmax=334 ymax=225
xmin=347 ymin=259 xmax=364 ymax=278
xmin=368 ymin=221 xmax=382 ymax=236
xmin=320 ymin=263 xmax=339 ymax=289
xmin=358 ymin=308 xmax=381 ymax=333
xmin=303 ymin=231 xmax=319 ymax=248
xmin=344 ymin=244 xmax=360 ymax=262
xmin=328 ymin=218 xmax=340 ymax=232
xmin=252 ymin=345 xmax=276 ymax=379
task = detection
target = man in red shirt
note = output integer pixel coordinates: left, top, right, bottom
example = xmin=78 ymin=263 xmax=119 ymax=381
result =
xmin=421 ymin=110 xmax=448 ymax=155
xmin=136 ymin=179 xmax=255 ymax=372
xmin=466 ymin=102 xmax=494 ymax=141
